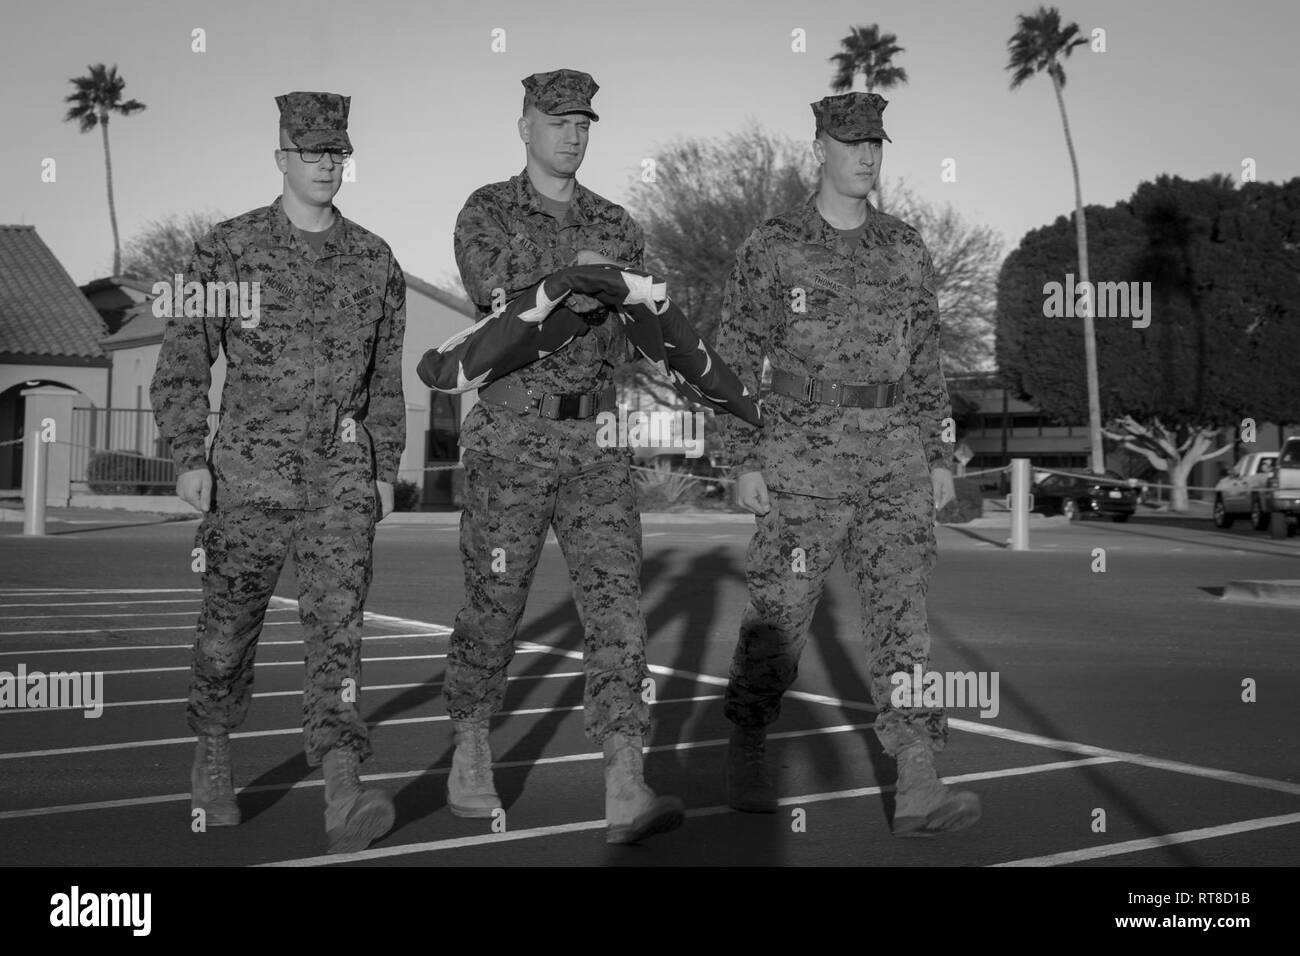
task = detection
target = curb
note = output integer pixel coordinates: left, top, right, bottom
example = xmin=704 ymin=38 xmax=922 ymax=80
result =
xmin=1222 ymin=580 xmax=1300 ymax=606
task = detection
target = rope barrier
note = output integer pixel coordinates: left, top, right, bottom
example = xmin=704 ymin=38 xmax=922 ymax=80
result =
xmin=1026 ymin=464 xmax=1226 ymax=494
xmin=958 ymin=465 xmax=1011 ymax=477
xmin=631 ymin=465 xmax=732 ymax=485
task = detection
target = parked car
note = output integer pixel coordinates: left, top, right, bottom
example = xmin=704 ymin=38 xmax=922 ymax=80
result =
xmin=1213 ymin=451 xmax=1278 ymax=530
xmin=1261 ymin=437 xmax=1300 ymax=539
xmin=1031 ymin=469 xmax=1140 ymax=522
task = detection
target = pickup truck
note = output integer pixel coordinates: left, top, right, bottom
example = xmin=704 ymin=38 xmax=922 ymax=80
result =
xmin=1213 ymin=451 xmax=1278 ymax=530
xmin=1262 ymin=437 xmax=1300 ymax=539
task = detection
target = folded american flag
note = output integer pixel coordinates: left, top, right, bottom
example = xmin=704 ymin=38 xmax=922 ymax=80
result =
xmin=417 ymin=264 xmax=762 ymax=426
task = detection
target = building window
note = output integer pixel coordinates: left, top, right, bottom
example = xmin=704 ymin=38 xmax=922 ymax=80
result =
xmin=427 ymin=391 xmax=460 ymax=461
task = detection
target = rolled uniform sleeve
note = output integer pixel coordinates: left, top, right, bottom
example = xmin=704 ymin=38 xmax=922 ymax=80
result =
xmin=150 ymin=234 xmax=227 ymax=473
xmin=713 ymin=234 xmax=776 ymax=478
xmin=367 ymin=256 xmax=408 ymax=483
xmin=902 ymin=244 xmax=952 ymax=471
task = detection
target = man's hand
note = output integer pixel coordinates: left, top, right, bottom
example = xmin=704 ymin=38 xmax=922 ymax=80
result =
xmin=176 ymin=467 xmax=212 ymax=513
xmin=737 ymin=471 xmax=771 ymax=516
xmin=376 ymin=480 xmax=394 ymax=519
xmin=932 ymin=466 xmax=955 ymax=512
xmin=570 ymin=251 xmax=631 ymax=315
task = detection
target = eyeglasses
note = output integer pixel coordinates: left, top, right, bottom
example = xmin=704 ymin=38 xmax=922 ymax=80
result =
xmin=281 ymin=148 xmax=352 ymax=164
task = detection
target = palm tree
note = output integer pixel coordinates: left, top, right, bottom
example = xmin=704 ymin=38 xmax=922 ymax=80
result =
xmin=829 ymin=24 xmax=907 ymax=211
xmin=64 ymin=64 xmax=146 ymax=275
xmin=1007 ymin=7 xmax=1101 ymax=473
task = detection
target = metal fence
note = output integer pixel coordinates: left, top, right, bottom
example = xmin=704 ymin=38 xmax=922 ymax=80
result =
xmin=69 ymin=407 xmax=219 ymax=492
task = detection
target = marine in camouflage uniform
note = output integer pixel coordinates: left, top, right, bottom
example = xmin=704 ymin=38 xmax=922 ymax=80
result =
xmin=714 ymin=92 xmax=981 ymax=835
xmin=151 ymin=92 xmax=405 ymax=853
xmin=444 ymin=69 xmax=682 ymax=844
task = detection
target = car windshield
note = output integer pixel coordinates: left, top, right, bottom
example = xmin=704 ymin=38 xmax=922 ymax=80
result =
xmin=1281 ymin=444 xmax=1300 ymax=467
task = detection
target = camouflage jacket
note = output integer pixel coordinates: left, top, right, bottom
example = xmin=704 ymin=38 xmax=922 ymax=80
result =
xmin=714 ymin=195 xmax=951 ymax=499
xmin=151 ymin=196 xmax=407 ymax=509
xmin=452 ymin=169 xmax=644 ymax=469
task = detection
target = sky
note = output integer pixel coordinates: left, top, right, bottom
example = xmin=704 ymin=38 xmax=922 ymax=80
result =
xmin=1 ymin=0 xmax=1297 ymax=290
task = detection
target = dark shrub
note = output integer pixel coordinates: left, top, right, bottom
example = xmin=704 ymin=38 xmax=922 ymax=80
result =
xmin=937 ymin=476 xmax=984 ymax=524
xmin=393 ymin=478 xmax=421 ymax=512
xmin=87 ymin=450 xmax=147 ymax=494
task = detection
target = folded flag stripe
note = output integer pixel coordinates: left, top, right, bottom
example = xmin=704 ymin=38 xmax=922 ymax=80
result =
xmin=417 ymin=264 xmax=762 ymax=426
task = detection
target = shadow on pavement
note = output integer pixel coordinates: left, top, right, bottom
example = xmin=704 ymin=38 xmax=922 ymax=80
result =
xmin=930 ymin=617 xmax=1204 ymax=865
xmin=807 ymin=587 xmax=893 ymax=826
xmin=1105 ymin=522 xmax=1300 ymax=559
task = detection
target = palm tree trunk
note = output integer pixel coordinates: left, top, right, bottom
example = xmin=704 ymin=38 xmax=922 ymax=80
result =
xmin=1052 ymin=74 xmax=1103 ymax=474
xmin=100 ymin=112 xmax=121 ymax=275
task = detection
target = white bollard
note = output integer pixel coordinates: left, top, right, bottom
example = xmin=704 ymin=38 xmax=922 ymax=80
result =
xmin=1008 ymin=458 xmax=1032 ymax=551
xmin=23 ymin=428 xmax=47 ymax=536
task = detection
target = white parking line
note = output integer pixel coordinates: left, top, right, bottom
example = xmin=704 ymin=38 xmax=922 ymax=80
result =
xmin=187 ymin=606 xmax=1300 ymax=801
xmin=0 ymin=695 xmax=723 ymax=760
xmin=0 ymin=599 xmax=203 ymax=609
xmin=0 ymin=609 xmax=298 ymax=621
xmin=0 ymin=652 xmax=449 ymax=683
xmin=991 ymin=812 xmax=1300 ymax=866
xmin=259 ymin=756 xmax=1120 ymax=867
xmin=0 ymin=723 xmax=879 ymax=822
xmin=943 ymin=720 xmax=1300 ymax=798
xmin=0 ymin=621 xmax=302 ymax=637
xmin=515 ymin=640 xmax=1300 ymax=798
xmin=0 ymin=630 xmax=448 ymax=659
xmin=0 ymin=671 xmax=588 ymax=713
xmin=0 ymin=588 xmax=201 ymax=595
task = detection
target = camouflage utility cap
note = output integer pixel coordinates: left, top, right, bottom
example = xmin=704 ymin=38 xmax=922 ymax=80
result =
xmin=523 ymin=69 xmax=600 ymax=120
xmin=276 ymin=91 xmax=352 ymax=150
xmin=811 ymin=92 xmax=891 ymax=143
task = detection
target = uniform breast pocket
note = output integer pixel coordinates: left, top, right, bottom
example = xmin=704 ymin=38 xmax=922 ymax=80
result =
xmin=227 ymin=309 xmax=291 ymax=365
xmin=784 ymin=272 xmax=855 ymax=360
xmin=331 ymin=296 xmax=382 ymax=379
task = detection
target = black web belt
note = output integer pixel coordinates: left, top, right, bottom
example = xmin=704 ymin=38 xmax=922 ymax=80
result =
xmin=768 ymin=366 xmax=900 ymax=408
xmin=478 ymin=380 xmax=616 ymax=421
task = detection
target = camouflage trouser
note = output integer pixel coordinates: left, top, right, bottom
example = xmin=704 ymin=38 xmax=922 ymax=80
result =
xmin=188 ymin=501 xmax=376 ymax=766
xmin=724 ymin=461 xmax=947 ymax=756
xmin=445 ymin=449 xmax=650 ymax=744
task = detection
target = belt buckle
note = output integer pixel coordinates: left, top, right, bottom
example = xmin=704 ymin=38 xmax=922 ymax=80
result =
xmin=803 ymin=377 xmax=818 ymax=403
xmin=538 ymin=394 xmax=562 ymax=419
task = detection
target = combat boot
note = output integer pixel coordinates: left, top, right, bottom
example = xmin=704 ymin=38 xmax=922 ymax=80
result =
xmin=603 ymin=733 xmax=684 ymax=845
xmin=725 ymin=724 xmax=778 ymax=813
xmin=891 ymin=740 xmax=981 ymax=837
xmin=191 ymin=733 xmax=241 ymax=826
xmin=447 ymin=719 xmax=502 ymax=818
xmin=322 ymin=746 xmax=395 ymax=854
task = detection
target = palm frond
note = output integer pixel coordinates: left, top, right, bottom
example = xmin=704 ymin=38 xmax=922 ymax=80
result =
xmin=1006 ymin=5 xmax=1085 ymax=90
